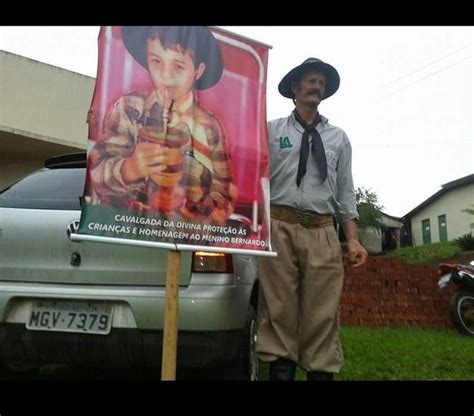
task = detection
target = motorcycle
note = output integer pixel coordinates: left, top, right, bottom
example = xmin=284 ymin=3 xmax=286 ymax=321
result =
xmin=437 ymin=260 xmax=474 ymax=337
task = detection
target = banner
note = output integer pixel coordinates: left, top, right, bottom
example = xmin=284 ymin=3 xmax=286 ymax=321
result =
xmin=76 ymin=26 xmax=274 ymax=256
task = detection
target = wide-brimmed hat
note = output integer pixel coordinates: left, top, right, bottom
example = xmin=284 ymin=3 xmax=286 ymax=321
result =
xmin=121 ymin=26 xmax=223 ymax=90
xmin=278 ymin=57 xmax=340 ymax=100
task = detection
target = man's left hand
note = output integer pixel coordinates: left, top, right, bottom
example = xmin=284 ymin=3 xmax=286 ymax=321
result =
xmin=344 ymin=239 xmax=368 ymax=267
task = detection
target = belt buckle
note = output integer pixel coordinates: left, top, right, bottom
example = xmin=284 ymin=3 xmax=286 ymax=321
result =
xmin=298 ymin=212 xmax=310 ymax=228
xmin=285 ymin=208 xmax=298 ymax=224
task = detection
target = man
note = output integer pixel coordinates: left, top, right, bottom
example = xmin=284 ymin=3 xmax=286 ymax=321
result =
xmin=257 ymin=57 xmax=368 ymax=381
xmin=88 ymin=26 xmax=237 ymax=225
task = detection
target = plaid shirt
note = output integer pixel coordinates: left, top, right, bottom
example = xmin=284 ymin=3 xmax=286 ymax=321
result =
xmin=89 ymin=90 xmax=237 ymax=224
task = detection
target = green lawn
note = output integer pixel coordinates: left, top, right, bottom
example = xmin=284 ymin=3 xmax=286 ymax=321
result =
xmin=258 ymin=326 xmax=474 ymax=380
xmin=388 ymin=241 xmax=461 ymax=264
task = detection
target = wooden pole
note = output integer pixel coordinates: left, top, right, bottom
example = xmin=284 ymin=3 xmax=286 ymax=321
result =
xmin=161 ymin=249 xmax=181 ymax=380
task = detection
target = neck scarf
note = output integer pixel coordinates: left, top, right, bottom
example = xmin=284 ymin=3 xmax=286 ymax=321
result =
xmin=293 ymin=110 xmax=327 ymax=186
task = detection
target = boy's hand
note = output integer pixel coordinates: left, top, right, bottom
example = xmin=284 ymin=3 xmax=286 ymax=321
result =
xmin=121 ymin=143 xmax=168 ymax=182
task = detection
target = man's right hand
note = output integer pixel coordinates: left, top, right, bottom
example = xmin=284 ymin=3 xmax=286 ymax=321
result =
xmin=121 ymin=143 xmax=169 ymax=182
xmin=344 ymin=238 xmax=368 ymax=268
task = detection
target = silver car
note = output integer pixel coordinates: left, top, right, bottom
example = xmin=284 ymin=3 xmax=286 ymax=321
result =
xmin=0 ymin=153 xmax=259 ymax=379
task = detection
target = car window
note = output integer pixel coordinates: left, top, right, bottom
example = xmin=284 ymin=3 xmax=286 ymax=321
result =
xmin=0 ymin=168 xmax=86 ymax=210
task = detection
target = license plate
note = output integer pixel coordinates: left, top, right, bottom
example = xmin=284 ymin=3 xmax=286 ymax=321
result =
xmin=26 ymin=300 xmax=113 ymax=335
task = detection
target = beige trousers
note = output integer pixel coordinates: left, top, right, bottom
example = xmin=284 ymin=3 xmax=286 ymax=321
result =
xmin=256 ymin=218 xmax=345 ymax=373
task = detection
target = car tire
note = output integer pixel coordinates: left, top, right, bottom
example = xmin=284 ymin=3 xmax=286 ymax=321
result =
xmin=218 ymin=304 xmax=258 ymax=380
xmin=449 ymin=291 xmax=474 ymax=337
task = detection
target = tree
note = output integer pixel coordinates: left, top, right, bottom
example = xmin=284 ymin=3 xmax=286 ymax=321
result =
xmin=356 ymin=187 xmax=385 ymax=230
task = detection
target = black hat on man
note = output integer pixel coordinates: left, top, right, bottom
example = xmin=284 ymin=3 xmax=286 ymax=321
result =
xmin=278 ymin=57 xmax=340 ymax=100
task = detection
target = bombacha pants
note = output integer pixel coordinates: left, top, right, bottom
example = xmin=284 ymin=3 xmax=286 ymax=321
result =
xmin=256 ymin=218 xmax=345 ymax=373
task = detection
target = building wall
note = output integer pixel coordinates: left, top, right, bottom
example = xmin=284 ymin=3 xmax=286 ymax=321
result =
xmin=380 ymin=214 xmax=403 ymax=250
xmin=381 ymin=215 xmax=403 ymax=229
xmin=0 ymin=51 xmax=95 ymax=147
xmin=359 ymin=225 xmax=382 ymax=254
xmin=0 ymin=51 xmax=95 ymax=189
xmin=411 ymin=183 xmax=474 ymax=245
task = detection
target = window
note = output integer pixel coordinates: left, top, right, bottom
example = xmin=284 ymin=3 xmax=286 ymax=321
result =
xmin=0 ymin=168 xmax=86 ymax=210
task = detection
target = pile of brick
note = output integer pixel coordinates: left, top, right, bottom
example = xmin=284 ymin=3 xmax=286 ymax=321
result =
xmin=340 ymin=256 xmax=456 ymax=329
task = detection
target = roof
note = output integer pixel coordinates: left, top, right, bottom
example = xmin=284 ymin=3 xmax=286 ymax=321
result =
xmin=441 ymin=174 xmax=474 ymax=190
xmin=403 ymin=173 xmax=474 ymax=220
xmin=0 ymin=50 xmax=94 ymax=79
xmin=380 ymin=211 xmax=403 ymax=223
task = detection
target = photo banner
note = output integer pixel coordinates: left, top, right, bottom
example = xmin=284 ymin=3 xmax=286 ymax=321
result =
xmin=76 ymin=26 xmax=275 ymax=256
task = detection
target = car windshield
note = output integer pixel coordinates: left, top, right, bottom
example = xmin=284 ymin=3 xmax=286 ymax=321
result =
xmin=0 ymin=168 xmax=86 ymax=210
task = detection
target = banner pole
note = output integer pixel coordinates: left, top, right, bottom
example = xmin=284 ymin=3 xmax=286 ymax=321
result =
xmin=161 ymin=249 xmax=181 ymax=380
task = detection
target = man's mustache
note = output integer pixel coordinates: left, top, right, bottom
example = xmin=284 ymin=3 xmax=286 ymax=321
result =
xmin=307 ymin=90 xmax=322 ymax=99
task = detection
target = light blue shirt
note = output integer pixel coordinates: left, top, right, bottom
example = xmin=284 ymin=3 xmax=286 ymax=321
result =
xmin=267 ymin=111 xmax=358 ymax=224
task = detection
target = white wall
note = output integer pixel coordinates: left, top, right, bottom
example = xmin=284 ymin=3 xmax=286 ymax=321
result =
xmin=0 ymin=51 xmax=95 ymax=148
xmin=411 ymin=183 xmax=474 ymax=245
xmin=0 ymin=51 xmax=95 ymax=189
xmin=359 ymin=225 xmax=382 ymax=254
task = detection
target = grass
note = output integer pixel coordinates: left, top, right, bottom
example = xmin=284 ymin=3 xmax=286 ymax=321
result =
xmin=258 ymin=326 xmax=474 ymax=380
xmin=387 ymin=241 xmax=461 ymax=264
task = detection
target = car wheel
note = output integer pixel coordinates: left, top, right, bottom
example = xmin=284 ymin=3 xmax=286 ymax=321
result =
xmin=449 ymin=291 xmax=474 ymax=337
xmin=224 ymin=304 xmax=259 ymax=380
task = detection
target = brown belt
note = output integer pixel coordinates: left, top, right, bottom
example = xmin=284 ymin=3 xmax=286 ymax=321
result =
xmin=270 ymin=205 xmax=334 ymax=229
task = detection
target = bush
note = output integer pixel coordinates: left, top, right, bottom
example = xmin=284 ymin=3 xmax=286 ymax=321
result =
xmin=388 ymin=241 xmax=461 ymax=264
xmin=454 ymin=233 xmax=474 ymax=251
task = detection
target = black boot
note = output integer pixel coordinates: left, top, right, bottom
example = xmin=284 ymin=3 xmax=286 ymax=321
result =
xmin=269 ymin=358 xmax=296 ymax=381
xmin=306 ymin=371 xmax=334 ymax=381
